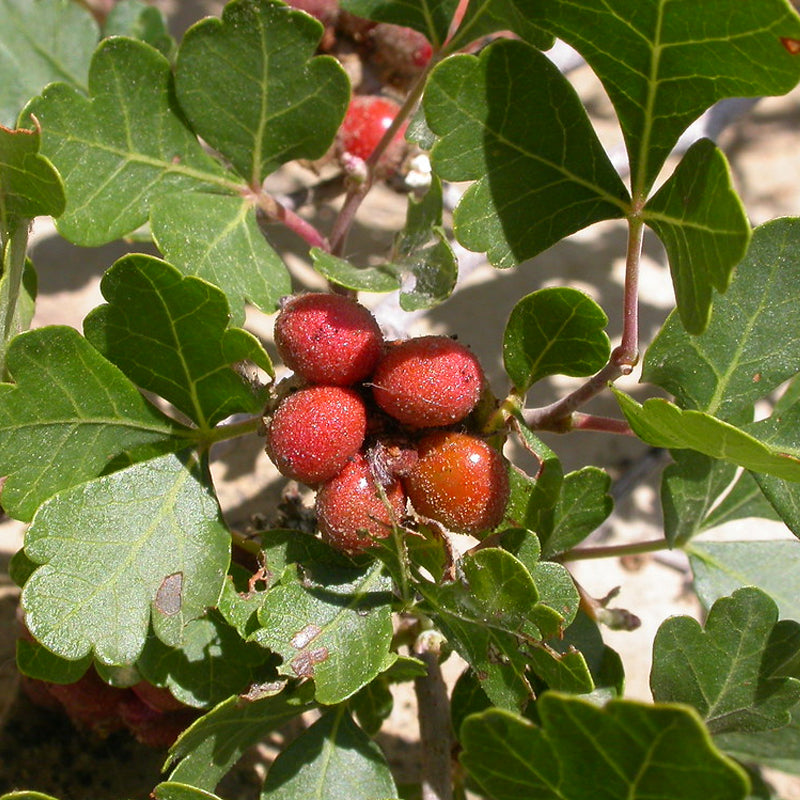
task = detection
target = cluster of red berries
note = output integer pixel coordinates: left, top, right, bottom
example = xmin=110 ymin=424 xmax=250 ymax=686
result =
xmin=265 ymin=292 xmax=510 ymax=554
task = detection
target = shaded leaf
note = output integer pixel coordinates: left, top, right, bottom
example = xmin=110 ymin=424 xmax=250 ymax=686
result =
xmin=83 ymin=255 xmax=271 ymax=430
xmin=538 ymin=467 xmax=613 ymax=557
xmin=702 ymin=470 xmax=782 ymax=531
xmin=503 ymin=288 xmax=610 ymax=393
xmin=105 ymin=0 xmax=175 ymax=59
xmin=253 ymin=560 xmax=396 ymax=705
xmin=15 ymin=638 xmax=91 ymax=684
xmin=0 ymin=126 xmax=64 ymax=235
xmin=613 ymin=390 xmax=800 ymax=483
xmin=0 ymin=325 xmax=188 ymax=522
xmin=521 ymin=0 xmax=800 ymax=195
xmin=261 ymin=707 xmax=398 ymax=800
xmin=643 ymin=218 xmax=800 ymax=421
xmin=651 ymin=587 xmax=800 ymax=734
xmin=25 ymin=36 xmax=229 ymax=245
xmin=311 ymin=249 xmax=401 ymax=294
xmin=153 ymin=783 xmax=223 ymax=800
xmin=340 ymin=0 xmax=457 ymax=46
xmin=21 ymin=451 xmax=230 ymax=665
xmin=167 ymin=685 xmax=315 ymax=790
xmin=643 ymin=139 xmax=750 ymax=334
xmin=350 ymin=675 xmax=394 ymax=736
xmin=424 ymin=39 xmax=629 ymax=269
xmin=0 ymin=0 xmax=97 ymax=127
xmin=461 ymin=696 xmax=749 ymax=800
xmin=175 ymin=0 xmax=349 ymax=184
xmin=137 ymin=611 xmax=275 ymax=709
xmin=688 ymin=540 xmax=800 ymax=621
xmin=446 ymin=0 xmax=553 ymax=52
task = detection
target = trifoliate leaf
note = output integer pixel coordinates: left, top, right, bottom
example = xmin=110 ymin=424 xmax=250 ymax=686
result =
xmin=261 ymin=707 xmax=398 ymax=800
xmin=643 ymin=219 xmax=800 ymax=421
xmin=137 ymin=612 xmax=275 ymax=709
xmin=83 ymin=255 xmax=271 ymax=431
xmin=25 ymin=36 xmax=230 ymax=245
xmin=522 ymin=0 xmax=800 ymax=196
xmin=613 ymin=390 xmax=800 ymax=483
xmin=21 ymin=450 xmax=230 ymax=665
xmin=0 ymin=325 xmax=188 ymax=522
xmin=167 ymin=686 xmax=315 ymax=790
xmin=253 ymin=560 xmax=396 ymax=705
xmin=151 ymin=193 xmax=291 ymax=324
xmin=461 ymin=696 xmax=749 ymax=800
xmin=425 ymin=39 xmax=629 ymax=269
xmin=175 ymin=0 xmax=349 ymax=185
xmin=0 ymin=0 xmax=97 ymax=127
xmin=651 ymin=587 xmax=800 ymax=734
xmin=688 ymin=540 xmax=800 ymax=622
xmin=0 ymin=126 xmax=64 ymax=235
xmin=503 ymin=288 xmax=611 ymax=393
xmin=643 ymin=139 xmax=751 ymax=334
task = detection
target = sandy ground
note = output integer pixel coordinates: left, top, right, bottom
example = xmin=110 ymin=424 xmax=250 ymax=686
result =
xmin=2 ymin=2 xmax=800 ymax=797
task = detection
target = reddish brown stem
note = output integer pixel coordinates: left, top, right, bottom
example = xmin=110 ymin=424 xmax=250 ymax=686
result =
xmin=569 ymin=413 xmax=635 ymax=435
xmin=250 ymin=189 xmax=330 ymax=252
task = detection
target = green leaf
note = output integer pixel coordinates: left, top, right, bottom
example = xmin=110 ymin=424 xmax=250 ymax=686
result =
xmin=613 ymin=390 xmax=800 ymax=483
xmin=643 ymin=139 xmax=750 ymax=334
xmin=137 ymin=611 xmax=275 ymax=709
xmin=261 ymin=707 xmax=398 ymax=800
xmin=175 ymin=0 xmax=349 ymax=185
xmin=25 ymin=36 xmax=229 ymax=245
xmin=522 ymin=0 xmax=800 ymax=196
xmin=0 ymin=325 xmax=187 ymax=522
xmin=538 ymin=467 xmax=613 ymax=557
xmin=714 ymin=704 xmax=800 ymax=777
xmin=661 ymin=451 xmax=737 ymax=547
xmin=350 ymin=675 xmax=394 ymax=736
xmin=167 ymin=685 xmax=315 ymax=790
xmin=0 ymin=793 xmax=62 ymax=800
xmin=83 ymin=255 xmax=271 ymax=430
xmin=253 ymin=560 xmax=396 ymax=705
xmin=340 ymin=0 xmax=457 ymax=46
xmin=424 ymin=39 xmax=629 ymax=269
xmin=504 ymin=287 xmax=610 ymax=394
xmin=0 ymin=0 xmax=97 ymax=127
xmin=0 ymin=126 xmax=64 ymax=234
xmin=15 ymin=637 xmax=91 ymax=683
xmin=461 ymin=696 xmax=749 ymax=800
xmin=748 ymin=403 xmax=800 ymax=537
xmin=688 ymin=541 xmax=800 ymax=622
xmin=20 ymin=450 xmax=230 ymax=665
xmin=701 ymin=470 xmax=782 ymax=531
xmin=446 ymin=0 xmax=553 ymax=52
xmin=311 ymin=249 xmax=401 ymax=294
xmin=153 ymin=783 xmax=223 ymax=800
xmin=105 ymin=1 xmax=176 ymax=59
xmin=651 ymin=588 xmax=800 ymax=734
xmin=149 ymin=191 xmax=291 ymax=324
xmin=643 ymin=212 xmax=800 ymax=422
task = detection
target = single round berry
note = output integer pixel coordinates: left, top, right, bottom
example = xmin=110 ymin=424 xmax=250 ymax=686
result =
xmin=266 ymin=386 xmax=367 ymax=485
xmin=371 ymin=336 xmax=485 ymax=428
xmin=275 ymin=292 xmax=384 ymax=386
xmin=370 ymin=23 xmax=433 ymax=78
xmin=403 ymin=431 xmax=509 ymax=535
xmin=316 ymin=452 xmax=406 ymax=554
xmin=338 ymin=95 xmax=408 ymax=175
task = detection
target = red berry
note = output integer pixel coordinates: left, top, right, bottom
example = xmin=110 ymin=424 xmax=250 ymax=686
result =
xmin=131 ymin=681 xmax=187 ymax=713
xmin=338 ymin=95 xmax=408 ymax=175
xmin=275 ymin=293 xmax=384 ymax=386
xmin=316 ymin=452 xmax=406 ymax=554
xmin=266 ymin=385 xmax=367 ymax=485
xmin=403 ymin=431 xmax=509 ymax=535
xmin=118 ymin=693 xmax=198 ymax=749
xmin=45 ymin=668 xmax=128 ymax=735
xmin=370 ymin=24 xmax=433 ymax=77
xmin=286 ymin=0 xmax=339 ymax=27
xmin=371 ymin=336 xmax=485 ymax=428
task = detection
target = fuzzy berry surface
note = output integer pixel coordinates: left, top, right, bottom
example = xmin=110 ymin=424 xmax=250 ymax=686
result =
xmin=404 ymin=431 xmax=509 ymax=535
xmin=316 ymin=452 xmax=406 ymax=554
xmin=370 ymin=23 xmax=433 ymax=78
xmin=274 ymin=292 xmax=384 ymax=386
xmin=338 ymin=95 xmax=408 ymax=174
xmin=371 ymin=336 xmax=485 ymax=428
xmin=266 ymin=385 xmax=367 ymax=485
